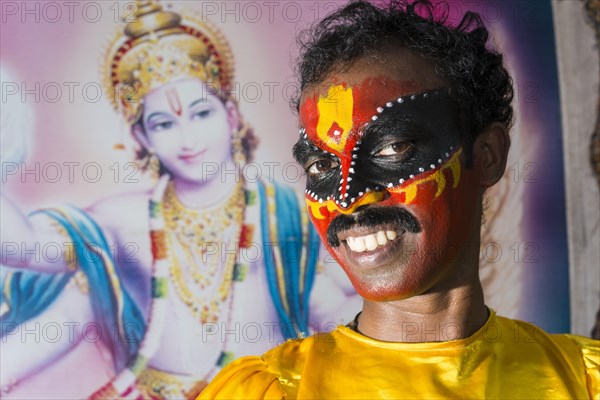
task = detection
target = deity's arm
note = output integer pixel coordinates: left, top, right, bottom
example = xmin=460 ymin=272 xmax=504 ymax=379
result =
xmin=0 ymin=193 xmax=71 ymax=273
xmin=0 ymin=282 xmax=95 ymax=396
xmin=308 ymin=247 xmax=362 ymax=331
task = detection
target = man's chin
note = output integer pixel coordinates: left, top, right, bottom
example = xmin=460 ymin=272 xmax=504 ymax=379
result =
xmin=348 ymin=274 xmax=421 ymax=302
xmin=331 ymin=251 xmax=412 ymax=301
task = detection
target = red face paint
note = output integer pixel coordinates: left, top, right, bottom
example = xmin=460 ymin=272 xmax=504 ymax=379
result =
xmin=298 ymin=77 xmax=481 ymax=300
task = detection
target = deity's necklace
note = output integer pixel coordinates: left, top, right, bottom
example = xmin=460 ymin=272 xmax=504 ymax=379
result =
xmin=162 ymin=180 xmax=245 ymax=323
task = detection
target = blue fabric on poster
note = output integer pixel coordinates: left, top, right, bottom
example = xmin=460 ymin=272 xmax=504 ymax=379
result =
xmin=0 ymin=269 xmax=73 ymax=333
xmin=303 ymin=218 xmax=320 ymax=329
xmin=0 ymin=206 xmax=144 ymax=372
xmin=257 ymin=181 xmax=318 ymax=339
xmin=257 ymin=181 xmax=294 ymax=337
xmin=274 ymin=182 xmax=303 ymax=334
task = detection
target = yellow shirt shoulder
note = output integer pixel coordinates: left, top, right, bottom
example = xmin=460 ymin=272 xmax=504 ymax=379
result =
xmin=198 ymin=332 xmax=322 ymax=399
xmin=199 ymin=313 xmax=599 ymax=399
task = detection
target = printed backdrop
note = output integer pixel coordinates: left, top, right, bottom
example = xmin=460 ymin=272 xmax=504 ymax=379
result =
xmin=1 ymin=0 xmax=569 ymax=397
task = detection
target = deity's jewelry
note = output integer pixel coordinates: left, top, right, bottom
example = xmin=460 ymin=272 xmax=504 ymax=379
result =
xmin=163 ymin=179 xmax=245 ymax=323
xmin=103 ymin=1 xmax=235 ymax=123
xmin=136 ymin=285 xmax=237 ymax=399
xmin=163 ymin=180 xmax=243 ymax=287
xmin=231 ymin=126 xmax=248 ymax=167
xmin=147 ymin=151 xmax=161 ymax=181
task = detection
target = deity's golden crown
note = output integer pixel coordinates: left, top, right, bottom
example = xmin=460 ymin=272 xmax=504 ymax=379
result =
xmin=103 ymin=1 xmax=234 ymax=123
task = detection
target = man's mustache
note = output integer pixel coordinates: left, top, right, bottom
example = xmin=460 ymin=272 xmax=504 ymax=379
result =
xmin=327 ymin=207 xmax=422 ymax=247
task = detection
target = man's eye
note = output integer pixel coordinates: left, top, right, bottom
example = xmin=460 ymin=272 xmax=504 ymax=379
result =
xmin=375 ymin=142 xmax=411 ymax=157
xmin=307 ymin=159 xmax=339 ymax=176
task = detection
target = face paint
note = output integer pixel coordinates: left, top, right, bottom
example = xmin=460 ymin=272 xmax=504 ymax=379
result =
xmin=295 ymin=76 xmax=480 ymax=300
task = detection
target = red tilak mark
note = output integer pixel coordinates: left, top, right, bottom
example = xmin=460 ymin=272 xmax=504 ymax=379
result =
xmin=166 ymin=89 xmax=183 ymax=116
xmin=327 ymin=122 xmax=344 ymax=143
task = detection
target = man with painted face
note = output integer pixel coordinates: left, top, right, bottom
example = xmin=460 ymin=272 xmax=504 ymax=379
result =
xmin=199 ymin=1 xmax=599 ymax=399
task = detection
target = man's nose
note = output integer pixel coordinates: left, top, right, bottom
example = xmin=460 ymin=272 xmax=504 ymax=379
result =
xmin=332 ymin=190 xmax=386 ymax=215
xmin=354 ymin=192 xmax=390 ymax=213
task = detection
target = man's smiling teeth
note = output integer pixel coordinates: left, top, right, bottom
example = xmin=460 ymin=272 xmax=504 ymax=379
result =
xmin=346 ymin=230 xmax=398 ymax=253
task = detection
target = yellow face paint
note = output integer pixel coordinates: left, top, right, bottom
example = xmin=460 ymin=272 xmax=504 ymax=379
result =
xmin=315 ymin=85 xmax=354 ymax=153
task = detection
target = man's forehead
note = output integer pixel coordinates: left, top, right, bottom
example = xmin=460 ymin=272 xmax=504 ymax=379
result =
xmin=299 ymin=50 xmax=445 ymax=104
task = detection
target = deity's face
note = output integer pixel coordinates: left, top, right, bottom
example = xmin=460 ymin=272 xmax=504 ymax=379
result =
xmin=134 ymin=77 xmax=237 ymax=183
xmin=294 ymin=52 xmax=485 ymax=301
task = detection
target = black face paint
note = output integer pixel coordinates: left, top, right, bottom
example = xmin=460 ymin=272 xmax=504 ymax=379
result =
xmin=296 ymin=89 xmax=463 ymax=205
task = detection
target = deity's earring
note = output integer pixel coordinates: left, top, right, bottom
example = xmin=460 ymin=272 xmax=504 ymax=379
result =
xmin=231 ymin=126 xmax=247 ymax=167
xmin=146 ymin=150 xmax=161 ymax=182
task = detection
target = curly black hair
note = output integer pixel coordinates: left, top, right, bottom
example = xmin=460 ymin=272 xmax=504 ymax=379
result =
xmin=295 ymin=0 xmax=514 ymax=152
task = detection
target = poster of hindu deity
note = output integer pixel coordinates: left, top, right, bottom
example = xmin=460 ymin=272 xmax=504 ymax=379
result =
xmin=0 ymin=1 xmax=569 ymax=398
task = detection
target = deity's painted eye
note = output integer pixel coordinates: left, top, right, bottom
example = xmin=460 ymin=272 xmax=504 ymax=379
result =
xmin=150 ymin=120 xmax=175 ymax=132
xmin=307 ymin=158 xmax=340 ymax=177
xmin=375 ymin=142 xmax=412 ymax=157
xmin=192 ymin=109 xmax=213 ymax=119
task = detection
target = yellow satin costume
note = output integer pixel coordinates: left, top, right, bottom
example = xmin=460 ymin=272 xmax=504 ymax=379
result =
xmin=199 ymin=311 xmax=598 ymax=399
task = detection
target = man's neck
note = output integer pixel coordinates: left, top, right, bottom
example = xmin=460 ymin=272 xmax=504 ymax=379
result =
xmin=357 ymin=279 xmax=488 ymax=343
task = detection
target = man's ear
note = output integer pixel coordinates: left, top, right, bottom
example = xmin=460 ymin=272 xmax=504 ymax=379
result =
xmin=472 ymin=123 xmax=511 ymax=187
xmin=132 ymin=123 xmax=151 ymax=151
